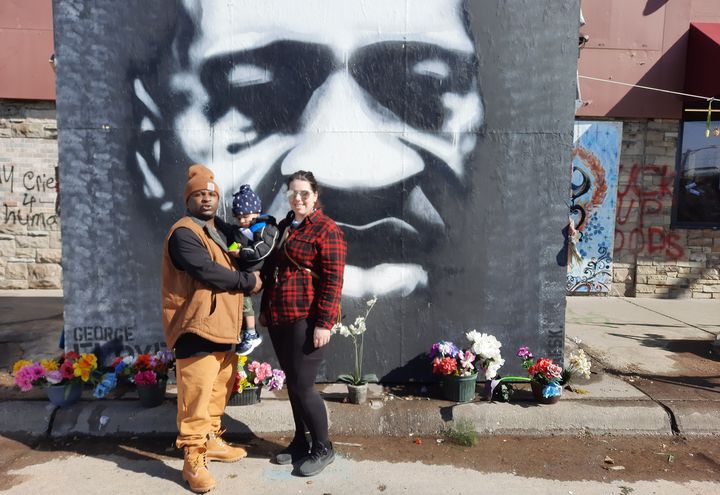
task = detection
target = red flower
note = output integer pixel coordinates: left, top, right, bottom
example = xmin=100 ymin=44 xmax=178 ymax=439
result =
xmin=432 ymin=357 xmax=458 ymax=376
xmin=134 ymin=354 xmax=153 ymax=371
xmin=60 ymin=360 xmax=75 ymax=380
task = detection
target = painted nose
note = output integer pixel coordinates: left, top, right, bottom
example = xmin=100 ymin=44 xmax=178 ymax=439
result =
xmin=280 ymin=72 xmax=424 ymax=189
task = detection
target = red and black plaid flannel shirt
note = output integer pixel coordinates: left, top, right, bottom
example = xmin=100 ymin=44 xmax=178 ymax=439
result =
xmin=261 ymin=209 xmax=346 ymax=329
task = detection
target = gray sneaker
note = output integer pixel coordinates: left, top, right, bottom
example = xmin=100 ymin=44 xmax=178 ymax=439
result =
xmin=274 ymin=438 xmax=311 ymax=465
xmin=297 ymin=443 xmax=334 ymax=476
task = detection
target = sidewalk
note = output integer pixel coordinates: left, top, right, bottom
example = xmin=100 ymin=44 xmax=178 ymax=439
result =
xmin=1 ymin=295 xmax=718 ymax=438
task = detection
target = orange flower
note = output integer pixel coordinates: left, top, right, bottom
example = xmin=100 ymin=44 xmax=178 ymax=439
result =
xmin=73 ymin=353 xmax=98 ymax=382
xmin=134 ymin=354 xmax=153 ymax=371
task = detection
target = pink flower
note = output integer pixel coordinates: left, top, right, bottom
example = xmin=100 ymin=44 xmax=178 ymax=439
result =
xmin=248 ymin=361 xmax=273 ymax=384
xmin=547 ymin=363 xmax=563 ymax=379
xmin=517 ymin=346 xmax=533 ymax=359
xmin=134 ymin=370 xmax=157 ymax=386
xmin=46 ymin=370 xmax=63 ymax=384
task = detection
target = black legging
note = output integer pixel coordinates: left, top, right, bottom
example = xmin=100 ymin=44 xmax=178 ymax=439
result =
xmin=269 ymin=318 xmax=329 ymax=448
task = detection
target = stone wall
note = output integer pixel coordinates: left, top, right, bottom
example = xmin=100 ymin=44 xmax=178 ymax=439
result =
xmin=0 ymin=100 xmax=61 ymax=289
xmin=612 ymin=119 xmax=720 ymax=299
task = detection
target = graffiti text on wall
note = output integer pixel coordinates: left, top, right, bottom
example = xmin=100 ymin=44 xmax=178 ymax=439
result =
xmin=0 ymin=164 xmax=59 ymax=228
xmin=69 ymin=324 xmax=164 ymax=358
xmin=615 ymin=163 xmax=684 ymax=260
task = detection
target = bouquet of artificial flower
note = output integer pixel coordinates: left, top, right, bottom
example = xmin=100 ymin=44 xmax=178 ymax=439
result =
xmin=465 ymin=330 xmax=505 ymax=380
xmin=561 ymin=349 xmax=592 ymax=391
xmin=92 ymin=350 xmax=176 ymax=398
xmin=13 ymin=352 xmax=98 ymax=392
xmin=428 ymin=340 xmax=477 ymax=378
xmin=233 ymin=355 xmax=285 ymax=393
xmin=517 ymin=346 xmax=563 ymax=399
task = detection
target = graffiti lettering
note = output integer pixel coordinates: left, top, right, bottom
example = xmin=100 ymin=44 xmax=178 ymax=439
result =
xmin=0 ymin=164 xmax=59 ymax=228
xmin=615 ymin=163 xmax=684 ymax=260
xmin=22 ymin=170 xmax=56 ymax=193
xmin=68 ymin=324 xmax=165 ymax=362
xmin=0 ymin=164 xmax=15 ymax=193
xmin=73 ymin=325 xmax=135 ymax=343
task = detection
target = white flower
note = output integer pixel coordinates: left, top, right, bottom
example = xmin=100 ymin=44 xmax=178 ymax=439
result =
xmin=366 ymin=296 xmax=378 ymax=307
xmin=467 ymin=331 xmax=502 ymax=360
xmin=349 ymin=316 xmax=367 ymax=335
xmin=567 ymin=349 xmax=591 ymax=379
xmin=484 ymin=357 xmax=505 ymax=380
xmin=332 ymin=323 xmax=352 ymax=337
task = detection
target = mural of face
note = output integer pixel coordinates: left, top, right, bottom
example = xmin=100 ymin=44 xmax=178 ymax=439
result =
xmin=133 ymin=0 xmax=483 ymax=299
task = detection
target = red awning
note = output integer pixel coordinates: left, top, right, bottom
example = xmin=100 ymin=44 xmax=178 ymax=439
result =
xmin=684 ymin=23 xmax=720 ymax=99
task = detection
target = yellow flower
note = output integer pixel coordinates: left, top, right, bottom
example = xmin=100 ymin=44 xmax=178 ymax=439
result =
xmin=40 ymin=359 xmax=59 ymax=372
xmin=237 ymin=355 xmax=248 ymax=367
xmin=73 ymin=353 xmax=98 ymax=382
xmin=12 ymin=360 xmax=32 ymax=375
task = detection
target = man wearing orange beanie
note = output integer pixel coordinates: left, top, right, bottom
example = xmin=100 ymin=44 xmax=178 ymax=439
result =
xmin=161 ymin=164 xmax=262 ymax=493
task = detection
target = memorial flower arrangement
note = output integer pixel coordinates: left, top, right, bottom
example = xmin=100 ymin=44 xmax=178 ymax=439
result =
xmin=233 ymin=355 xmax=285 ymax=393
xmin=518 ymin=346 xmax=592 ymax=390
xmin=560 ymin=348 xmax=592 ymax=390
xmin=12 ymin=352 xmax=98 ymax=392
xmin=92 ymin=350 xmax=176 ymax=398
xmin=331 ymin=296 xmax=379 ymax=386
xmin=465 ymin=330 xmax=505 ymax=380
xmin=428 ymin=332 xmax=504 ymax=380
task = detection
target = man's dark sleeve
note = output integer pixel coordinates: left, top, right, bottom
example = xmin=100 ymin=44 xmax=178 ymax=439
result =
xmin=168 ymin=227 xmax=257 ymax=292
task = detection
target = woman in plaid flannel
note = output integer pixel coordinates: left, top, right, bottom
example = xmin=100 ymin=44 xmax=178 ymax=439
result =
xmin=260 ymin=170 xmax=346 ymax=476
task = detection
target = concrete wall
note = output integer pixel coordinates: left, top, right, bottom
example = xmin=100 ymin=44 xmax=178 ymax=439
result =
xmin=612 ymin=119 xmax=720 ymax=298
xmin=0 ymin=100 xmax=61 ymax=289
xmin=51 ymin=0 xmax=577 ymax=379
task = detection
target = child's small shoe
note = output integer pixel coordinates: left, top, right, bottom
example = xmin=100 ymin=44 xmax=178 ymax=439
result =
xmin=238 ymin=330 xmax=263 ymax=356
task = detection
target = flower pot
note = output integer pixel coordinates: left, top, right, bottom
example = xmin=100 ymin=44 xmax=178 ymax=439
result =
xmin=228 ymin=386 xmax=261 ymax=406
xmin=530 ymin=380 xmax=561 ymax=404
xmin=47 ymin=382 xmax=82 ymax=407
xmin=347 ymin=383 xmax=368 ymax=404
xmin=137 ymin=379 xmax=167 ymax=408
xmin=441 ymin=373 xmax=477 ymax=403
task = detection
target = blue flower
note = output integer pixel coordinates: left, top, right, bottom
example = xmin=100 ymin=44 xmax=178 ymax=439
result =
xmin=542 ymin=382 xmax=562 ymax=398
xmin=93 ymin=373 xmax=118 ymax=398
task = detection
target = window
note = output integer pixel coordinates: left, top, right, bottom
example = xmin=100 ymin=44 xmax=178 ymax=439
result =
xmin=672 ymin=120 xmax=720 ymax=228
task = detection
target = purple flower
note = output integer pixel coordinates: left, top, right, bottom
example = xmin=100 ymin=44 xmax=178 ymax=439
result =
xmin=428 ymin=341 xmax=460 ymax=359
xmin=267 ymin=369 xmax=286 ymax=391
xmin=46 ymin=370 xmax=63 ymax=384
xmin=517 ymin=346 xmax=533 ymax=359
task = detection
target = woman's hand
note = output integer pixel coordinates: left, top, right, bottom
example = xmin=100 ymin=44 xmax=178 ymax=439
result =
xmin=313 ymin=327 xmax=332 ymax=348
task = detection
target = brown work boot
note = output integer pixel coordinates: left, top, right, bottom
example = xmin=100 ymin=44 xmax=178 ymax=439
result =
xmin=206 ymin=429 xmax=247 ymax=462
xmin=182 ymin=446 xmax=216 ymax=493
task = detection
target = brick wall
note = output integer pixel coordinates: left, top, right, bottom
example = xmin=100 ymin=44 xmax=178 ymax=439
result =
xmin=0 ymin=100 xmax=61 ymax=289
xmin=612 ymin=119 xmax=720 ymax=299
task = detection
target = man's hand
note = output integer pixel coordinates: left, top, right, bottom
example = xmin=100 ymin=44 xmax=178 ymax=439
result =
xmin=258 ymin=312 xmax=268 ymax=328
xmin=313 ymin=327 xmax=331 ymax=348
xmin=250 ymin=271 xmax=263 ymax=294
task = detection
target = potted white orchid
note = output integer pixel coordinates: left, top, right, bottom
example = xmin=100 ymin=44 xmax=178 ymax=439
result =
xmin=331 ymin=296 xmax=379 ymax=404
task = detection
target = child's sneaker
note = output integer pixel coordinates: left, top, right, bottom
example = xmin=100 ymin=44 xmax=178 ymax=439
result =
xmin=238 ymin=329 xmax=263 ymax=356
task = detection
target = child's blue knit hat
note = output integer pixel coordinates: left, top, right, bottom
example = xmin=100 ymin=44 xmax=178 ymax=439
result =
xmin=232 ymin=184 xmax=262 ymax=215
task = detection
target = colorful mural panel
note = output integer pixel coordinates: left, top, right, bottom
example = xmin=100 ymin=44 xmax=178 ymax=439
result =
xmin=567 ymin=121 xmax=622 ymax=294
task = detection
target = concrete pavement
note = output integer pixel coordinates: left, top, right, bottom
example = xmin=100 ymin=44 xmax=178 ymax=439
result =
xmin=0 ymin=294 xmax=718 ymax=438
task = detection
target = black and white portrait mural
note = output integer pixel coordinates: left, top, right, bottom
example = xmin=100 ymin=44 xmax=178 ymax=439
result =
xmin=54 ymin=0 xmax=578 ymax=380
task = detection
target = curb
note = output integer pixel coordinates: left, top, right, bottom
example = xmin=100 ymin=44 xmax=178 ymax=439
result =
xmin=0 ymin=397 xmax=682 ymax=439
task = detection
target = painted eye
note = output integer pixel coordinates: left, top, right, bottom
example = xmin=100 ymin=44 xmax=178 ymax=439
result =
xmin=412 ymin=59 xmax=450 ymax=80
xmin=228 ymin=64 xmax=273 ymax=87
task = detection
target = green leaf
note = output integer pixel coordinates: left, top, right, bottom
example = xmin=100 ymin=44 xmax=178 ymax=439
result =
xmin=337 ymin=374 xmax=359 ymax=385
xmin=362 ymin=373 xmax=378 ymax=383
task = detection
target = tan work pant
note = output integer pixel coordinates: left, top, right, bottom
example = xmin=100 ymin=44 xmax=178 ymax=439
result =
xmin=175 ymin=351 xmax=237 ymax=449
